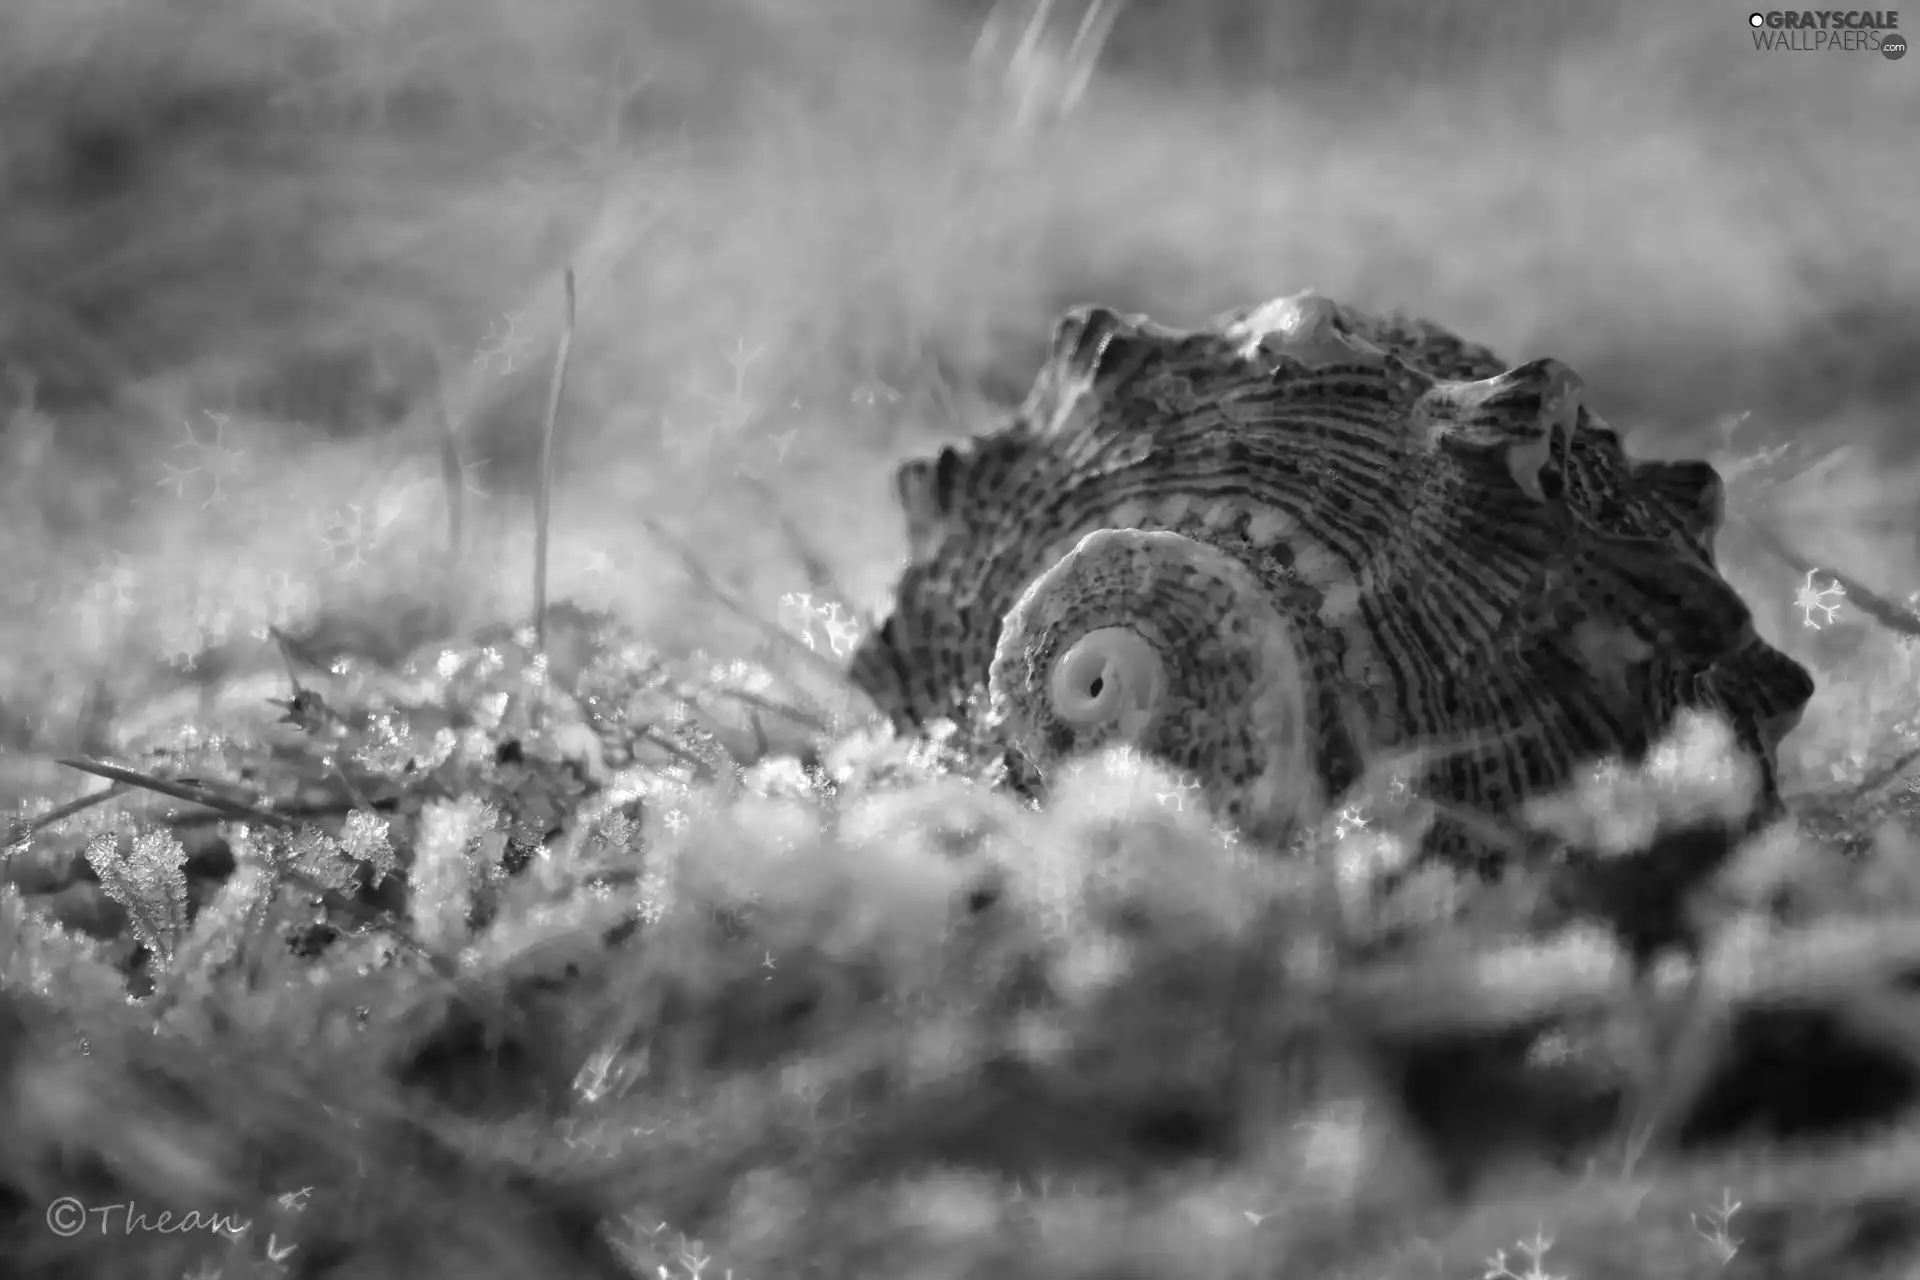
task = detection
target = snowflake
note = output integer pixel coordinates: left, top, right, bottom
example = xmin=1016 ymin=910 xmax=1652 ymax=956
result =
xmin=517 ymin=58 xmax=657 ymax=190
xmin=157 ymin=411 xmax=247 ymax=507
xmin=284 ymin=826 xmax=358 ymax=894
xmin=84 ymin=552 xmax=138 ymax=617
xmin=664 ymin=414 xmax=718 ymax=469
xmin=572 ymin=1044 xmax=624 ymax=1104
xmin=777 ymin=592 xmax=861 ymax=655
xmin=317 ymin=502 xmax=388 ymax=572
xmin=817 ymin=602 xmax=863 ymax=656
xmin=850 ymin=381 xmax=902 ymax=408
xmin=340 ymin=810 xmax=396 ymax=886
xmin=700 ymin=338 xmax=765 ymax=435
xmin=459 ymin=455 xmax=492 ymax=498
xmin=273 ymin=0 xmax=450 ymax=126
xmin=473 ymin=311 xmax=531 ymax=376
xmin=195 ymin=604 xmax=238 ymax=654
xmin=1154 ymin=775 xmax=1202 ymax=811
xmin=1 ymin=567 xmax=41 ymax=612
xmin=577 ymin=547 xmax=616 ymax=579
xmin=1332 ymin=803 xmax=1372 ymax=841
xmin=1795 ymin=569 xmax=1845 ymax=629
xmin=262 ymin=570 xmax=312 ymax=627
xmin=777 ymin=592 xmax=820 ymax=647
xmin=85 ymin=830 xmax=190 ymax=965
xmin=736 ymin=426 xmax=800 ymax=483
xmin=1483 ymin=1227 xmax=1568 ymax=1280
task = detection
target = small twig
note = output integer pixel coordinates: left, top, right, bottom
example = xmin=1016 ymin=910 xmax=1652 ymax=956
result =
xmin=533 ymin=267 xmax=577 ymax=656
xmin=3 ymin=783 xmax=127 ymax=846
xmin=1733 ymin=513 xmax=1920 ymax=638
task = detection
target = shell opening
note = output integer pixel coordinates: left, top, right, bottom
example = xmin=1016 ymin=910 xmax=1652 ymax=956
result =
xmin=1049 ymin=627 xmax=1164 ymax=737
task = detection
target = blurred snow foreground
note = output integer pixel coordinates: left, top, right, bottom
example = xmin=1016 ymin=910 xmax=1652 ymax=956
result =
xmin=1525 ymin=711 xmax=1758 ymax=860
xmin=0 ymin=0 xmax=1916 ymax=1274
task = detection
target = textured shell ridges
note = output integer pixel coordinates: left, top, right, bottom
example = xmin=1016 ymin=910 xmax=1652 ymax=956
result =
xmin=849 ymin=289 xmax=1815 ymax=859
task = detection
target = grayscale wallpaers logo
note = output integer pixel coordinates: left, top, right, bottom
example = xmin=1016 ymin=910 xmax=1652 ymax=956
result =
xmin=1748 ymin=10 xmax=1905 ymax=56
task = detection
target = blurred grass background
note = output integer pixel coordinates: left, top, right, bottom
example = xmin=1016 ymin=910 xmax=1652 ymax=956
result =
xmin=0 ymin=0 xmax=1915 ymax=775
xmin=2 ymin=8 xmax=1919 ymax=1278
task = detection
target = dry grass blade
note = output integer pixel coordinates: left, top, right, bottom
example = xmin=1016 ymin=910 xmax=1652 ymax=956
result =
xmin=1715 ymin=433 xmax=1847 ymax=493
xmin=734 ymin=468 xmax=854 ymax=604
xmin=533 ymin=266 xmax=577 ymax=655
xmin=747 ymin=708 xmax=770 ymax=761
xmin=267 ymin=626 xmax=313 ymax=702
xmin=709 ymin=684 xmax=833 ymax=736
xmin=324 ymin=756 xmax=377 ymax=813
xmin=1336 ymin=705 xmax=1547 ymax=862
xmin=326 ymin=900 xmax=458 ymax=980
xmin=273 ymin=863 xmax=457 ymax=980
xmin=268 ymin=624 xmax=330 ymax=681
xmin=163 ymin=797 xmax=398 ymax=829
xmin=637 ymin=514 xmax=863 ymax=695
xmin=55 ymin=759 xmax=455 ymax=976
xmin=1421 ymin=795 xmax=1536 ymax=862
xmin=55 ymin=757 xmax=297 ymax=829
xmin=3 ymin=782 xmax=127 ymax=846
xmin=638 ymin=724 xmax=735 ymax=778
xmin=973 ymin=0 xmax=1123 ymax=139
xmin=1733 ymin=513 xmax=1920 ymax=638
xmin=425 ymin=340 xmax=466 ymax=566
xmin=1847 ymin=744 xmax=1920 ymax=801
xmin=1055 ymin=0 xmax=1124 ymax=111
